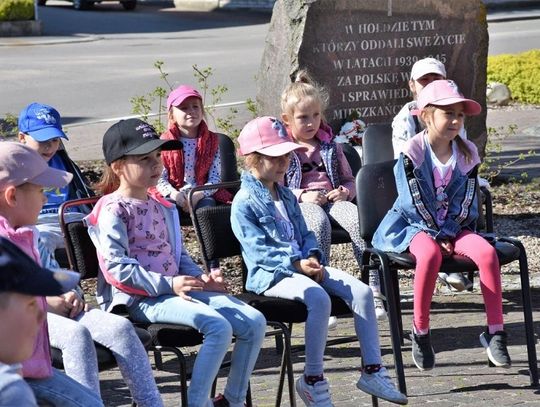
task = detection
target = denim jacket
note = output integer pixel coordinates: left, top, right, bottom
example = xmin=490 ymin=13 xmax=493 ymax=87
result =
xmin=231 ymin=171 xmax=325 ymax=294
xmin=372 ymin=131 xmax=481 ymax=253
xmin=85 ymin=192 xmax=203 ymax=312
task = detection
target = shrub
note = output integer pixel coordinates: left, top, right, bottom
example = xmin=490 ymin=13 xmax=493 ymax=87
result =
xmin=0 ymin=0 xmax=34 ymax=22
xmin=487 ymin=50 xmax=540 ymax=105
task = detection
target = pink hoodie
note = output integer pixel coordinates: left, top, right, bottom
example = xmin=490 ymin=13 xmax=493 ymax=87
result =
xmin=0 ymin=216 xmax=53 ymax=379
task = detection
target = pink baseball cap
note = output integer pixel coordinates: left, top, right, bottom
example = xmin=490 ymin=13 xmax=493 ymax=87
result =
xmin=410 ymin=57 xmax=446 ymax=81
xmin=412 ymin=80 xmax=482 ymax=116
xmin=238 ymin=116 xmax=307 ymax=157
xmin=0 ymin=142 xmax=73 ymax=189
xmin=166 ymin=85 xmax=202 ymax=110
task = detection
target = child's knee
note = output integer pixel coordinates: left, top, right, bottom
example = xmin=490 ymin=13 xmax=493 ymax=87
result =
xmin=306 ymin=287 xmax=331 ymax=314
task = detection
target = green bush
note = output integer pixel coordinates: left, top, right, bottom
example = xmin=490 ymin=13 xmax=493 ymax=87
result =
xmin=487 ymin=50 xmax=540 ymax=105
xmin=0 ymin=0 xmax=34 ymax=22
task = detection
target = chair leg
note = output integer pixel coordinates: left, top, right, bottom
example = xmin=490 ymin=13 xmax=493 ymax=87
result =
xmin=246 ymin=381 xmax=253 ymax=407
xmin=153 ymin=349 xmax=164 ymax=371
xmin=390 ymin=267 xmax=404 ymax=345
xmin=271 ymin=321 xmax=296 ymax=407
xmin=500 ymin=238 xmax=539 ymax=387
xmin=377 ymin=254 xmax=407 ymax=395
xmin=371 ymin=395 xmax=379 ymax=406
xmin=152 ymin=345 xmax=189 ymax=406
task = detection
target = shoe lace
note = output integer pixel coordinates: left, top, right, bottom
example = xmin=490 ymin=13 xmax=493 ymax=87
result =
xmin=491 ymin=333 xmax=509 ymax=353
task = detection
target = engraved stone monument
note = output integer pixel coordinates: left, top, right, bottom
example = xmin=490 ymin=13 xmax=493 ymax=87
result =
xmin=257 ymin=0 xmax=489 ymax=153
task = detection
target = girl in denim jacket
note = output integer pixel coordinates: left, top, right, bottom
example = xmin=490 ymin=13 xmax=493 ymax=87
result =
xmin=231 ymin=116 xmax=407 ymax=406
xmin=373 ymin=80 xmax=511 ymax=371
xmin=86 ymin=118 xmax=266 ymax=407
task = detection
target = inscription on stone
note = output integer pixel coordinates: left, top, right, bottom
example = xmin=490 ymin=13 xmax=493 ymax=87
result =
xmin=257 ymin=0 xmax=489 ymax=151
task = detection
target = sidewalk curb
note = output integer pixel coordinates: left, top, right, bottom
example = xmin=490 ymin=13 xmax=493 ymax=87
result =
xmin=0 ymin=33 xmax=101 ymax=47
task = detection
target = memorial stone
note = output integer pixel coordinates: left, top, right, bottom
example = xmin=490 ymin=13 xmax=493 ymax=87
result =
xmin=257 ymin=0 xmax=489 ymax=154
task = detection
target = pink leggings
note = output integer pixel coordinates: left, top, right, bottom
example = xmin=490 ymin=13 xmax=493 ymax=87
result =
xmin=409 ymin=230 xmax=503 ymax=333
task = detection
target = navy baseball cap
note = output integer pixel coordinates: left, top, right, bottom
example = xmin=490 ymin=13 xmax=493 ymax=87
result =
xmin=0 ymin=237 xmax=80 ymax=296
xmin=102 ymin=118 xmax=182 ymax=165
xmin=18 ymin=103 xmax=68 ymax=142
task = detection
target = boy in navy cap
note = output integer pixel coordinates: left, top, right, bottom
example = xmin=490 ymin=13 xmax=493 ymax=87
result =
xmin=0 ymin=237 xmax=80 ymax=407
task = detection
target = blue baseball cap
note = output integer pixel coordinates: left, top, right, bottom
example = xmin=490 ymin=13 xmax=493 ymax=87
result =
xmin=18 ymin=103 xmax=68 ymax=142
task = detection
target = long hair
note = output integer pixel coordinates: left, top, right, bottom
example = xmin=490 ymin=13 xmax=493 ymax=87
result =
xmin=94 ymin=163 xmax=122 ymax=196
xmin=280 ymin=69 xmax=329 ymax=119
xmin=421 ymin=105 xmax=473 ymax=163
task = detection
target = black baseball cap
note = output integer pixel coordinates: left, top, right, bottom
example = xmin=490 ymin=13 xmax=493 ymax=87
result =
xmin=0 ymin=237 xmax=80 ymax=296
xmin=102 ymin=118 xmax=183 ymax=165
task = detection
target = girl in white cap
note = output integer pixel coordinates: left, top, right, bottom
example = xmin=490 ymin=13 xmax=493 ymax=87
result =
xmin=231 ymin=116 xmax=407 ymax=406
xmin=374 ymin=80 xmax=511 ymax=372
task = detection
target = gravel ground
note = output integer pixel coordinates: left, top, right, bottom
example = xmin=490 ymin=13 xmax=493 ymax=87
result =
xmin=78 ymin=159 xmax=540 ymax=295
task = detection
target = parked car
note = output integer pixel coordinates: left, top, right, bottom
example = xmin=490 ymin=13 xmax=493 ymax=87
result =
xmin=38 ymin=0 xmax=137 ymax=11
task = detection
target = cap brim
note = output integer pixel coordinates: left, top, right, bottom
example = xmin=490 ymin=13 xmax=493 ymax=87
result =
xmin=127 ymin=139 xmax=183 ymax=156
xmin=27 ymin=126 xmax=69 ymax=142
xmin=414 ymin=98 xmax=482 ymax=116
xmin=168 ymin=92 xmax=202 ymax=110
xmin=24 ymin=268 xmax=80 ymax=296
xmin=29 ymin=166 xmax=73 ymax=188
xmin=255 ymin=142 xmax=307 ymax=157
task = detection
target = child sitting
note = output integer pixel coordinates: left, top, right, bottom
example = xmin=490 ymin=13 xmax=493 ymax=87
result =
xmin=391 ymin=58 xmax=472 ymax=292
xmin=85 ymin=118 xmax=266 ymax=407
xmin=374 ymin=80 xmax=511 ymax=371
xmin=0 ymin=142 xmax=104 ymax=406
xmin=281 ymin=71 xmax=386 ymax=320
xmin=231 ymin=116 xmax=407 ymax=406
xmin=0 ymin=237 xmax=80 ymax=407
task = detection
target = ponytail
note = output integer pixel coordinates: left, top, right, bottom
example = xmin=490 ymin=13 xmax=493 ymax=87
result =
xmin=281 ymin=69 xmax=329 ymax=118
xmin=94 ymin=164 xmax=121 ymax=196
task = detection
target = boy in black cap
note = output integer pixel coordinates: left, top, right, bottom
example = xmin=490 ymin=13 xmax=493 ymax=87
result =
xmin=0 ymin=237 xmax=79 ymax=407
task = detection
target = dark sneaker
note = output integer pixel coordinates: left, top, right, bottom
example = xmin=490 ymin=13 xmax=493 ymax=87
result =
xmin=480 ymin=331 xmax=512 ymax=368
xmin=213 ymin=394 xmax=230 ymax=407
xmin=410 ymin=331 xmax=435 ymax=371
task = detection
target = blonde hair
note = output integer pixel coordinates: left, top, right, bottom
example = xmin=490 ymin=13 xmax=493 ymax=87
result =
xmin=280 ymin=70 xmax=329 ymax=119
xmin=94 ymin=163 xmax=122 ymax=196
xmin=244 ymin=152 xmax=264 ymax=170
xmin=421 ymin=105 xmax=473 ymax=163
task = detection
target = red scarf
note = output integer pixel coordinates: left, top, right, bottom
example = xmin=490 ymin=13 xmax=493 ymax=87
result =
xmin=160 ymin=121 xmax=232 ymax=203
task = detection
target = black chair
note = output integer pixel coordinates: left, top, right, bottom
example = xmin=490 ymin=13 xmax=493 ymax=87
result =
xmin=59 ymin=196 xmax=205 ymax=407
xmin=179 ymin=133 xmax=239 ymax=226
xmin=355 ymin=160 xmax=539 ymax=393
xmin=361 ymin=123 xmax=394 ymax=166
xmin=189 ymin=182 xmax=386 ymax=407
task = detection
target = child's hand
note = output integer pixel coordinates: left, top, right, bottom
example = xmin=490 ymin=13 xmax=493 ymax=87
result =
xmin=200 ymin=271 xmax=228 ymax=293
xmin=172 ymin=275 xmax=205 ymax=301
xmin=295 ymin=258 xmax=325 ymax=283
xmin=301 ymin=190 xmax=328 ymax=206
xmin=190 ymin=190 xmax=205 ymax=211
xmin=62 ymin=291 xmax=85 ymax=319
xmin=46 ymin=294 xmax=82 ymax=318
xmin=438 ymin=240 xmax=454 ymax=256
xmin=326 ymin=186 xmax=349 ymax=202
xmin=171 ymin=190 xmax=187 ymax=208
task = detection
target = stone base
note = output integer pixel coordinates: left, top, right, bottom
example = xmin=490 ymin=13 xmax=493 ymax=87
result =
xmin=173 ymin=0 xmax=274 ymax=11
xmin=0 ymin=20 xmax=42 ymax=37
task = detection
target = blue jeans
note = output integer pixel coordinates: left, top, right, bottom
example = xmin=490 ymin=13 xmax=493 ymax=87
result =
xmin=264 ymin=267 xmax=381 ymax=376
xmin=128 ymin=292 xmax=266 ymax=407
xmin=26 ymin=368 xmax=103 ymax=407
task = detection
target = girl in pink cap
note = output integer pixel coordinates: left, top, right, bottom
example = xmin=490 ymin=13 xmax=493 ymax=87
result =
xmin=157 ymin=85 xmax=232 ymax=216
xmin=231 ymin=116 xmax=407 ymax=406
xmin=373 ymin=80 xmax=511 ymax=371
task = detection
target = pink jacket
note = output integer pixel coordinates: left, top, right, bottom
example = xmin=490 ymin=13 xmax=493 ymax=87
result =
xmin=0 ymin=216 xmax=52 ymax=379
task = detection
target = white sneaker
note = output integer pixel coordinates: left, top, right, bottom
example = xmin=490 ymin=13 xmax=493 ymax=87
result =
xmin=327 ymin=316 xmax=338 ymax=331
xmin=356 ymin=367 xmax=408 ymax=405
xmin=373 ymin=292 xmax=387 ymax=321
xmin=295 ymin=376 xmax=334 ymax=406
xmin=445 ymin=272 xmax=473 ymax=292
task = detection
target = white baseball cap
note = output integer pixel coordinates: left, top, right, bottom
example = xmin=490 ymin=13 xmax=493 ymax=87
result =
xmin=410 ymin=58 xmax=447 ymax=81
